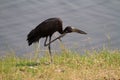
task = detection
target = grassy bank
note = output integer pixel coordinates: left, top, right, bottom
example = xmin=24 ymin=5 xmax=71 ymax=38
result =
xmin=0 ymin=49 xmax=120 ymax=80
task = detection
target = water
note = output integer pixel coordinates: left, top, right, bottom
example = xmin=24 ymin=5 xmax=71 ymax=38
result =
xmin=0 ymin=0 xmax=120 ymax=56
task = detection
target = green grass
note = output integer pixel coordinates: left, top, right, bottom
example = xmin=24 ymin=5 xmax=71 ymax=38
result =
xmin=0 ymin=49 xmax=120 ymax=80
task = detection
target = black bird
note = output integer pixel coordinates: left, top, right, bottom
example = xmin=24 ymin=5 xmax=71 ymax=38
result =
xmin=27 ymin=17 xmax=87 ymax=63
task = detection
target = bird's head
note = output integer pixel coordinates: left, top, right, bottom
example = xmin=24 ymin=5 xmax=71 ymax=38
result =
xmin=63 ymin=26 xmax=87 ymax=34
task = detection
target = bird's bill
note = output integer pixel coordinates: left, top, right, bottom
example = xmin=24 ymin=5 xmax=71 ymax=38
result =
xmin=71 ymin=27 xmax=87 ymax=34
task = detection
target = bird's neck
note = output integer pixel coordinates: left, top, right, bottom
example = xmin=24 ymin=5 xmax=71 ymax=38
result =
xmin=58 ymin=29 xmax=64 ymax=34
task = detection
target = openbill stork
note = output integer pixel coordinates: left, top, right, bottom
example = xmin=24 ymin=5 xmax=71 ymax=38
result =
xmin=27 ymin=18 xmax=87 ymax=63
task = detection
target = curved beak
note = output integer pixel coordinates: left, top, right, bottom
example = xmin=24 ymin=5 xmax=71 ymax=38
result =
xmin=71 ymin=27 xmax=87 ymax=34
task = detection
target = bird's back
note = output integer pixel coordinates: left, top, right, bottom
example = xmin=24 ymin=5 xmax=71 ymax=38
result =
xmin=27 ymin=18 xmax=63 ymax=46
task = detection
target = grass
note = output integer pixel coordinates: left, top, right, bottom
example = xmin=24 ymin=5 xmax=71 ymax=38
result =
xmin=0 ymin=49 xmax=120 ymax=80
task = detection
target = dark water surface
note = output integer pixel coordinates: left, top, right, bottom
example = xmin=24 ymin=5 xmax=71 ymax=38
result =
xmin=0 ymin=0 xmax=120 ymax=56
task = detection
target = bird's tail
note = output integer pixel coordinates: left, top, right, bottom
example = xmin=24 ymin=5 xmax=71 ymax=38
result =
xmin=27 ymin=35 xmax=33 ymax=46
xmin=27 ymin=29 xmax=37 ymax=46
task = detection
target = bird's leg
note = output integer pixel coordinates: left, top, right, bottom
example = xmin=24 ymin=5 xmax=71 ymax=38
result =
xmin=44 ymin=37 xmax=48 ymax=46
xmin=37 ymin=40 xmax=40 ymax=51
xmin=58 ymin=38 xmax=62 ymax=42
xmin=55 ymin=34 xmax=62 ymax=42
xmin=46 ymin=33 xmax=66 ymax=46
xmin=48 ymin=36 xmax=53 ymax=63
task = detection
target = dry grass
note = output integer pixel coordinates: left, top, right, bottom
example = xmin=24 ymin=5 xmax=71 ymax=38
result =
xmin=0 ymin=49 xmax=120 ymax=80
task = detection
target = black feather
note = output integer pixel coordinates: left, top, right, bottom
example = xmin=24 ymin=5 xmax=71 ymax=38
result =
xmin=27 ymin=17 xmax=63 ymax=46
